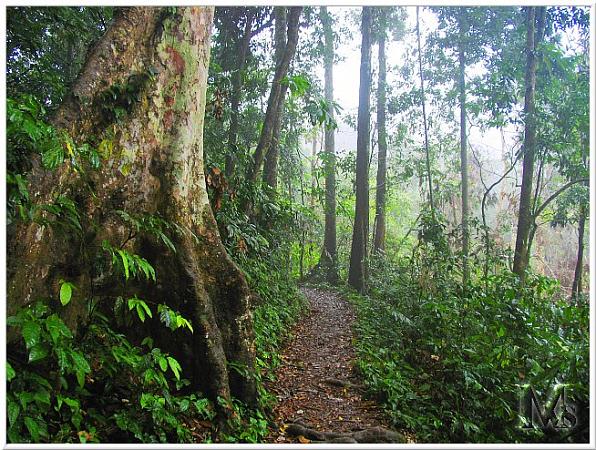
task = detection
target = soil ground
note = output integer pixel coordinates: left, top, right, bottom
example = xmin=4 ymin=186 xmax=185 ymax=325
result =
xmin=265 ymin=287 xmax=410 ymax=443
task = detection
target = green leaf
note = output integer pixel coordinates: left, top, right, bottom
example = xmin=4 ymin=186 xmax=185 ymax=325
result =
xmin=22 ymin=320 xmax=41 ymax=349
xmin=179 ymin=398 xmax=190 ymax=412
xmin=24 ymin=417 xmax=40 ymax=441
xmin=140 ymin=392 xmax=153 ymax=408
xmin=7 ymin=362 xmax=16 ymax=382
xmin=8 ymin=400 xmax=20 ymax=427
xmin=70 ymin=351 xmax=91 ymax=374
xmin=55 ymin=347 xmax=69 ymax=372
xmin=167 ymin=356 xmax=181 ymax=380
xmin=128 ymin=297 xmax=152 ymax=322
xmin=33 ymin=389 xmax=51 ymax=406
xmin=28 ymin=344 xmax=49 ymax=363
xmin=141 ymin=336 xmax=154 ymax=348
xmin=29 ymin=373 xmax=52 ymax=390
xmin=139 ymin=300 xmax=152 ymax=318
xmin=63 ymin=397 xmax=80 ymax=410
xmin=70 ymin=351 xmax=90 ymax=387
xmin=59 ymin=281 xmax=74 ymax=306
xmin=158 ymin=357 xmax=168 ymax=372
xmin=45 ymin=313 xmax=72 ymax=343
xmin=136 ymin=304 xmax=146 ymax=322
xmin=117 ymin=249 xmax=130 ymax=279
xmin=18 ymin=391 xmax=35 ymax=408
xmin=76 ymin=370 xmax=86 ymax=388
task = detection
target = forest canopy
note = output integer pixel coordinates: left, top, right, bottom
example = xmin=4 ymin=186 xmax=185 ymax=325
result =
xmin=4 ymin=4 xmax=591 ymax=445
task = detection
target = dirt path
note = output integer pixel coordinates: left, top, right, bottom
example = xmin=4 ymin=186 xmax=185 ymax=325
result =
xmin=265 ymin=287 xmax=408 ymax=444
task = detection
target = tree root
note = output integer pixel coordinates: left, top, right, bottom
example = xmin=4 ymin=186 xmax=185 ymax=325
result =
xmin=286 ymin=422 xmax=406 ymax=443
xmin=321 ymin=377 xmax=364 ymax=391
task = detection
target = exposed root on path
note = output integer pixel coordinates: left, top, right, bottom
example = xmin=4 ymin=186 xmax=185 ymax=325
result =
xmin=285 ymin=422 xmax=405 ymax=443
xmin=265 ymin=287 xmax=409 ymax=443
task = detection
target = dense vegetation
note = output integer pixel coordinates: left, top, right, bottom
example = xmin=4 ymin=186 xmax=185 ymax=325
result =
xmin=5 ymin=5 xmax=590 ymax=444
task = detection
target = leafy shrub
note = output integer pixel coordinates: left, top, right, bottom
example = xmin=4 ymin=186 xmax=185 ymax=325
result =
xmin=7 ymin=299 xmax=214 ymax=443
xmin=350 ymin=218 xmax=589 ymax=443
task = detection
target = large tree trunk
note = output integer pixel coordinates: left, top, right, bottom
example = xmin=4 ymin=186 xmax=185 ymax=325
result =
xmin=571 ymin=203 xmax=586 ymax=299
xmin=373 ymin=18 xmax=387 ymax=255
xmin=348 ymin=6 xmax=372 ymax=293
xmin=7 ymin=6 xmax=257 ymax=411
xmin=248 ymin=7 xmax=301 ymax=183
xmin=512 ymin=6 xmax=545 ymax=280
xmin=319 ymin=6 xmax=338 ymax=284
xmin=263 ymin=7 xmax=288 ymax=189
xmin=225 ymin=8 xmax=255 ymax=179
xmin=458 ymin=11 xmax=470 ymax=285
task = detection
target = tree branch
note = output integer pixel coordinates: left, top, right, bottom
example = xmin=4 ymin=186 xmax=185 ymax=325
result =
xmin=533 ymin=178 xmax=589 ymax=220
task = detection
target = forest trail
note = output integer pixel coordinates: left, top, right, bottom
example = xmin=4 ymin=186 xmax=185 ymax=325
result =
xmin=265 ymin=287 xmax=409 ymax=444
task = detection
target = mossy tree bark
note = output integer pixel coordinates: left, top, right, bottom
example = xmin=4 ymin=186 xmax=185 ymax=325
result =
xmin=7 ymin=6 xmax=257 ymax=411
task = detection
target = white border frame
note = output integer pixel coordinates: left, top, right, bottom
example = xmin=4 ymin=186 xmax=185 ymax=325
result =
xmin=1 ymin=1 xmax=594 ymax=449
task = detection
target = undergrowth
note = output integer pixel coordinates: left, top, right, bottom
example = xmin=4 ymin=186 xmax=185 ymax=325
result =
xmin=347 ymin=214 xmax=589 ymax=443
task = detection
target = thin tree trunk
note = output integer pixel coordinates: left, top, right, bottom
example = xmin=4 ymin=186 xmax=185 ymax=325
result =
xmin=310 ymin=131 xmax=317 ymax=208
xmin=373 ymin=17 xmax=387 ymax=255
xmin=317 ymin=6 xmax=338 ymax=284
xmin=7 ymin=7 xmax=256 ymax=412
xmin=513 ymin=6 xmax=545 ymax=280
xmin=263 ymin=7 xmax=288 ymax=189
xmin=248 ymin=7 xmax=301 ymax=182
xmin=572 ymin=203 xmax=586 ymax=298
xmin=299 ymin=156 xmax=307 ymax=279
xmin=348 ymin=6 xmax=372 ymax=293
xmin=416 ymin=6 xmax=435 ymax=219
xmin=526 ymin=177 xmax=588 ymax=270
xmin=458 ymin=11 xmax=470 ymax=285
xmin=225 ymin=9 xmax=255 ymax=179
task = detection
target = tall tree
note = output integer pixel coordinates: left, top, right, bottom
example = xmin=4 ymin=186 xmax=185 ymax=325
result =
xmin=457 ymin=11 xmax=470 ymax=284
xmin=319 ymin=6 xmax=338 ymax=283
xmin=7 ymin=6 xmax=257 ymax=411
xmin=348 ymin=7 xmax=372 ymax=293
xmin=263 ymin=7 xmax=289 ymax=189
xmin=571 ymin=201 xmax=587 ymax=299
xmin=416 ymin=6 xmax=436 ymax=219
xmin=512 ymin=6 xmax=546 ymax=280
xmin=372 ymin=8 xmax=388 ymax=254
xmin=223 ymin=8 xmax=256 ymax=179
xmin=248 ymin=7 xmax=302 ymax=182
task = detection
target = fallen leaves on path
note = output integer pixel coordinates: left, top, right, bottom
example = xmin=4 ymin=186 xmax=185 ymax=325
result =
xmin=265 ymin=287 xmax=408 ymax=443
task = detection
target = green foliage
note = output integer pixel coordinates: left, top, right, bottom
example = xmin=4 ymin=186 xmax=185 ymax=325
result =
xmin=102 ymin=241 xmax=156 ymax=282
xmin=6 ymin=95 xmax=59 ymax=173
xmin=93 ymin=69 xmax=157 ymax=126
xmin=282 ymin=73 xmax=311 ymax=97
xmin=7 ymin=7 xmax=113 ymax=107
xmin=217 ymin=397 xmax=269 ymax=443
xmin=157 ymin=304 xmax=194 ymax=333
xmin=350 ymin=222 xmax=589 ymax=443
xmin=7 ymin=297 xmax=212 ymax=443
xmin=114 ymin=210 xmax=180 ymax=253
